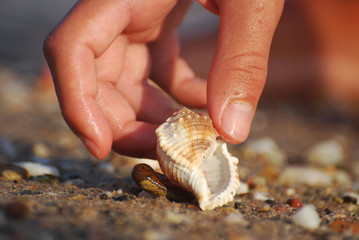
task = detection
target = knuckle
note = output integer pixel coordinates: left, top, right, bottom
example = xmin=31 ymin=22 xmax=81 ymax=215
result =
xmin=223 ymin=51 xmax=268 ymax=81
xmin=43 ymin=32 xmax=59 ymax=58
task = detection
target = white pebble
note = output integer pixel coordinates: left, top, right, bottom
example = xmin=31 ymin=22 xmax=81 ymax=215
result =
xmin=286 ymin=187 xmax=296 ymax=197
xmin=164 ymin=210 xmax=188 ymax=224
xmin=103 ymin=191 xmax=113 ymax=198
xmin=279 ymin=166 xmax=332 ymax=186
xmin=292 ymin=205 xmax=321 ymax=230
xmin=307 ymin=140 xmax=344 ymax=166
xmin=236 ymin=181 xmax=249 ymax=195
xmin=253 ymin=192 xmax=274 ymax=202
xmin=15 ymin=162 xmax=60 ymax=177
xmin=33 ymin=143 xmax=51 ymax=158
xmin=225 ymin=213 xmax=247 ymax=225
xmin=243 ymin=138 xmax=287 ymax=165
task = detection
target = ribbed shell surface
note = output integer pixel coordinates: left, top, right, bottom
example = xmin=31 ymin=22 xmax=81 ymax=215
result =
xmin=156 ymin=108 xmax=240 ymax=210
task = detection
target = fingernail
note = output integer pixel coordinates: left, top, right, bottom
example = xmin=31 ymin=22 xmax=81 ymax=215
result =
xmin=221 ymin=101 xmax=253 ymax=142
xmin=80 ymin=136 xmax=100 ymax=159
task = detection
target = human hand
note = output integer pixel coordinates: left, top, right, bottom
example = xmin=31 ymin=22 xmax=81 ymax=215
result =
xmin=43 ymin=0 xmax=206 ymax=159
xmin=44 ymin=0 xmax=284 ymax=160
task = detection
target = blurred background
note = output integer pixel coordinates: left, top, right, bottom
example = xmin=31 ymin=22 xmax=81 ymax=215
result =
xmin=0 ymin=0 xmax=358 ymax=146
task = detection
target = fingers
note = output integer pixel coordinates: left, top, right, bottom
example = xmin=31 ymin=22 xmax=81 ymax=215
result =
xmin=205 ymin=0 xmax=284 ymax=143
xmin=95 ymin=82 xmax=159 ymax=158
xmin=115 ymin=43 xmax=176 ymax=124
xmin=149 ymin=30 xmax=207 ymax=108
xmin=43 ymin=0 xmax=132 ymax=159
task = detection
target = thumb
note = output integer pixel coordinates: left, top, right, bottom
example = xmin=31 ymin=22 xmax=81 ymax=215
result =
xmin=205 ymin=0 xmax=284 ymax=143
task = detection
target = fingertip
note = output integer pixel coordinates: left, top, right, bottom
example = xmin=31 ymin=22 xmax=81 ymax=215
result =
xmin=79 ymin=133 xmax=112 ymax=160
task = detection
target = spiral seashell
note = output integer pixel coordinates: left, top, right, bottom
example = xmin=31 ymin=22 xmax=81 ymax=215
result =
xmin=156 ymin=108 xmax=240 ymax=210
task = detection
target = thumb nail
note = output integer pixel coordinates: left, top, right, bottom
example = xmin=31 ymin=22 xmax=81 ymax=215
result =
xmin=221 ymin=101 xmax=253 ymax=142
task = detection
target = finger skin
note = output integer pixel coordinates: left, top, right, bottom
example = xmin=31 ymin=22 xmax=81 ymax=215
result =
xmin=199 ymin=0 xmax=284 ymax=143
xmin=43 ymin=0 xmax=181 ymax=159
xmin=149 ymin=30 xmax=207 ymax=108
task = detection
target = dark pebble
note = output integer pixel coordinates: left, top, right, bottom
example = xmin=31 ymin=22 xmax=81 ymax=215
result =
xmin=19 ymin=190 xmax=42 ymax=195
xmin=99 ymin=193 xmax=109 ymax=200
xmin=264 ymin=199 xmax=276 ymax=206
xmin=234 ymin=202 xmax=244 ymax=209
xmin=343 ymin=195 xmax=357 ymax=204
xmin=113 ymin=194 xmax=136 ymax=202
xmin=324 ymin=208 xmax=332 ymax=215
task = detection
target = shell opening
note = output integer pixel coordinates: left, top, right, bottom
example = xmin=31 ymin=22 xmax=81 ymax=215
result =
xmin=199 ymin=141 xmax=239 ymax=210
xmin=202 ymin=142 xmax=229 ymax=195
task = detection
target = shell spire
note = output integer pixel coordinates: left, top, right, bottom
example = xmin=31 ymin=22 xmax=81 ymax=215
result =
xmin=156 ymin=107 xmax=240 ymax=210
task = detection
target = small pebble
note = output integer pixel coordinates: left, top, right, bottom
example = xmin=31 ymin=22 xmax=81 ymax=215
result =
xmin=14 ymin=162 xmax=60 ymax=178
xmin=225 ymin=213 xmax=247 ymax=225
xmin=286 ymin=187 xmax=296 ymax=197
xmin=32 ymin=143 xmax=51 ymax=158
xmin=331 ymin=212 xmax=346 ymax=220
xmin=286 ymin=198 xmax=303 ymax=208
xmin=253 ymin=192 xmax=274 ymax=202
xmin=343 ymin=192 xmax=359 ymax=204
xmin=236 ymin=182 xmax=249 ymax=195
xmin=307 ymin=140 xmax=344 ymax=166
xmin=115 ymin=189 xmax=123 ymax=195
xmin=99 ymin=191 xmax=113 ymax=200
xmin=242 ymin=138 xmax=287 ymax=165
xmin=0 ymin=163 xmax=29 ymax=180
xmin=234 ymin=201 xmax=244 ymax=210
xmin=113 ymin=194 xmax=136 ymax=202
xmin=279 ymin=166 xmax=332 ymax=186
xmin=1 ymin=170 xmax=24 ymax=181
xmin=264 ymin=199 xmax=276 ymax=206
xmin=164 ymin=210 xmax=188 ymax=224
xmin=292 ymin=205 xmax=321 ymax=230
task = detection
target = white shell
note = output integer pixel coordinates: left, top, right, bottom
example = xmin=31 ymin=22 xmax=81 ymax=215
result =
xmin=156 ymin=108 xmax=240 ymax=210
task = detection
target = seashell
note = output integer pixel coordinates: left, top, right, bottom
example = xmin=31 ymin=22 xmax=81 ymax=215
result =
xmin=156 ymin=107 xmax=240 ymax=210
